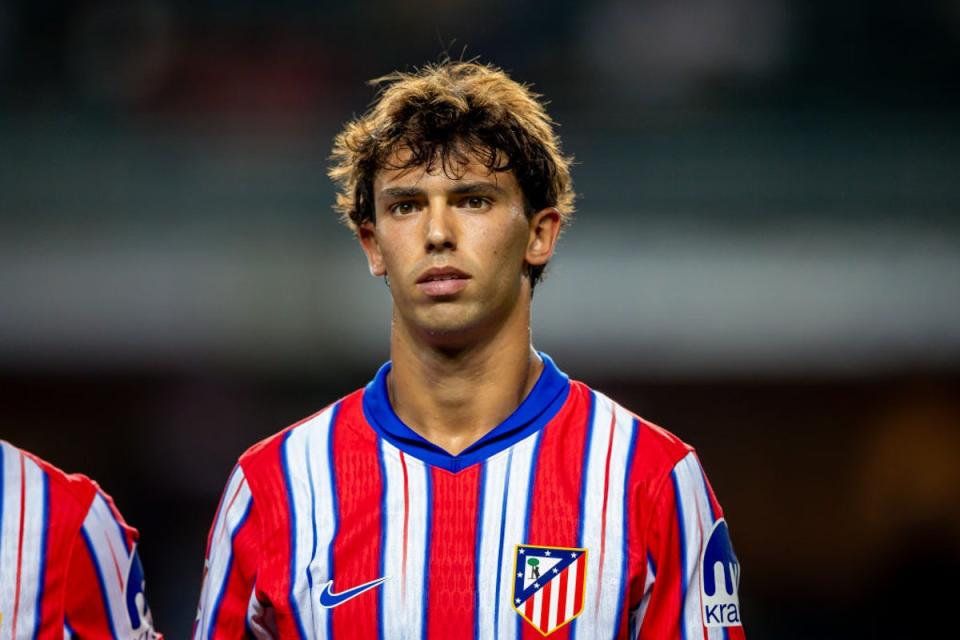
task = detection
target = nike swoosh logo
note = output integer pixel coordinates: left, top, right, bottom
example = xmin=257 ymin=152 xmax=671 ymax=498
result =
xmin=317 ymin=577 xmax=388 ymax=608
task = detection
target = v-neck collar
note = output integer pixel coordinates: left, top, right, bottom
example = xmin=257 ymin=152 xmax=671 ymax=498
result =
xmin=361 ymin=352 xmax=570 ymax=472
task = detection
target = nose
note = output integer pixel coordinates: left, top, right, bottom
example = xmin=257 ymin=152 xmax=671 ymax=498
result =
xmin=424 ymin=201 xmax=456 ymax=253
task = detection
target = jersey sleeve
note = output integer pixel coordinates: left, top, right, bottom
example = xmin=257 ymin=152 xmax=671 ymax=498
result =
xmin=633 ymin=452 xmax=745 ymax=640
xmin=194 ymin=464 xmax=261 ymax=640
xmin=64 ymin=488 xmax=162 ymax=639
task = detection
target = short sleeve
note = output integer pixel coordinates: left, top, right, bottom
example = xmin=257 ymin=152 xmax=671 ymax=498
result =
xmin=633 ymin=452 xmax=745 ymax=640
xmin=64 ymin=489 xmax=162 ymax=639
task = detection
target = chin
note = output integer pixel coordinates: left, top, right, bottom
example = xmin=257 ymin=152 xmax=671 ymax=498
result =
xmin=414 ymin=306 xmax=484 ymax=340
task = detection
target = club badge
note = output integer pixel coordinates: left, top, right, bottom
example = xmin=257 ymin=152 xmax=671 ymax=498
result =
xmin=512 ymin=544 xmax=588 ymax=636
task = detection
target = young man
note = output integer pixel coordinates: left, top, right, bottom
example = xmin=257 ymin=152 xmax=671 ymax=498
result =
xmin=194 ymin=61 xmax=745 ymax=639
xmin=0 ymin=440 xmax=161 ymax=639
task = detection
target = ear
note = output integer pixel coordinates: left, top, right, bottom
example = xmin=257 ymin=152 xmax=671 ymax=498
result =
xmin=525 ymin=207 xmax=562 ymax=267
xmin=357 ymin=221 xmax=387 ymax=277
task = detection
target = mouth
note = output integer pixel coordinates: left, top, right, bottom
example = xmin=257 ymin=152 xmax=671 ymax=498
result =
xmin=416 ymin=267 xmax=471 ymax=297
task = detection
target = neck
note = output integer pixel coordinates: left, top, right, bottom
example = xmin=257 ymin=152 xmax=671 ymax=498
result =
xmin=387 ymin=304 xmax=543 ymax=455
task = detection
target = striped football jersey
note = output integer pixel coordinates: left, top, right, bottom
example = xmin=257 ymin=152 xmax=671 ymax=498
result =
xmin=0 ymin=441 xmax=161 ymax=640
xmin=195 ymin=354 xmax=745 ymax=639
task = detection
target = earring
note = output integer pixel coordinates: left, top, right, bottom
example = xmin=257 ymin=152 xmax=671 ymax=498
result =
xmin=384 ymin=274 xmax=390 ymax=288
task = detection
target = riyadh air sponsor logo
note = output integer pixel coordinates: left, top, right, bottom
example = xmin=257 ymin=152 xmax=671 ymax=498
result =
xmin=317 ymin=577 xmax=388 ymax=608
xmin=700 ymin=518 xmax=742 ymax=627
xmin=512 ymin=544 xmax=588 ymax=636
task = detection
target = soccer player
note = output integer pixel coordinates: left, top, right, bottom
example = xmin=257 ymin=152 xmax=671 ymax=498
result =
xmin=194 ymin=61 xmax=745 ymax=639
xmin=0 ymin=440 xmax=161 ymax=639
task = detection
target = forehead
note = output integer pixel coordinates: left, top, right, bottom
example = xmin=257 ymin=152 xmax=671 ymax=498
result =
xmin=373 ymin=147 xmax=521 ymax=196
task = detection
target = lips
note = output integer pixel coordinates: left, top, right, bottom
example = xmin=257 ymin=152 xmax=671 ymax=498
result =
xmin=416 ymin=267 xmax=471 ymax=297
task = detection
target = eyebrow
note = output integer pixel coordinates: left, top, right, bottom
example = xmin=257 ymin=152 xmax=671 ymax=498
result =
xmin=378 ymin=181 xmax=506 ymax=201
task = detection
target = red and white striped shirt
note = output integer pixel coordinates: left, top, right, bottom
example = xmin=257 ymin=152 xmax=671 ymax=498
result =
xmin=195 ymin=354 xmax=745 ymax=639
xmin=0 ymin=441 xmax=161 ymax=640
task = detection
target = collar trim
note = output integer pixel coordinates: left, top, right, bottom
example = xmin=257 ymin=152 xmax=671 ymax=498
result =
xmin=361 ymin=352 xmax=570 ymax=472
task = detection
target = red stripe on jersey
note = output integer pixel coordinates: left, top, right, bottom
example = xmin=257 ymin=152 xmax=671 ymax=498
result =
xmin=64 ymin=529 xmax=114 ymax=639
xmin=519 ymin=382 xmax=590 ymax=640
xmin=12 ymin=451 xmax=27 ymax=640
xmin=556 ymin=567 xmax=569 ymax=628
xmin=425 ymin=464 xmax=480 ymax=640
xmin=525 ymin=593 xmax=535 ymax=620
xmin=241 ymin=436 xmax=295 ymax=639
xmin=106 ymin=533 xmax=125 ymax=591
xmin=539 ymin=579 xmax=552 ymax=632
xmin=400 ymin=450 xmax=410 ymax=593
xmin=638 ymin=474 xmax=684 ymax=640
xmin=330 ymin=393 xmax=384 ymax=639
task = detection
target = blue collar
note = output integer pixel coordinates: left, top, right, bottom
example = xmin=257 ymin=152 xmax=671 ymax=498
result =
xmin=361 ymin=352 xmax=571 ymax=472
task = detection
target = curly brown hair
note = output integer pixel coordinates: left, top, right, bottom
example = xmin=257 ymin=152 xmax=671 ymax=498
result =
xmin=328 ymin=61 xmax=575 ymax=288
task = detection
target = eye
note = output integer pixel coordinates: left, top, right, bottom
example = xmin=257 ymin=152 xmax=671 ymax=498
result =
xmin=461 ymin=196 xmax=490 ymax=210
xmin=389 ymin=201 xmax=419 ymax=215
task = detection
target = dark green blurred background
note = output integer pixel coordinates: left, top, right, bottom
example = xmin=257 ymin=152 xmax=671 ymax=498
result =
xmin=2 ymin=1 xmax=959 ymax=637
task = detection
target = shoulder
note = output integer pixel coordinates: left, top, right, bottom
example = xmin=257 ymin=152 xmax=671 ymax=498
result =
xmin=576 ymin=383 xmax=696 ymax=484
xmin=236 ymin=388 xmax=364 ymax=491
xmin=3 ymin=440 xmax=98 ymax=519
xmin=1 ymin=440 xmax=137 ymax=546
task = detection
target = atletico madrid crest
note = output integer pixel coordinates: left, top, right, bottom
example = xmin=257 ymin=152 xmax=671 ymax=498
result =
xmin=512 ymin=544 xmax=588 ymax=635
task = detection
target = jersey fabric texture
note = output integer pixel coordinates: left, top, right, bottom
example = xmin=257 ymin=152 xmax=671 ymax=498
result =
xmin=0 ymin=441 xmax=161 ymax=640
xmin=195 ymin=354 xmax=745 ymax=639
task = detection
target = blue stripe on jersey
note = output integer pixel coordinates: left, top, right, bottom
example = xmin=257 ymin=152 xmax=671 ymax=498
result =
xmin=472 ymin=463 xmax=487 ymax=640
xmin=376 ymin=434 xmax=388 ymax=640
xmin=671 ymin=470 xmax=688 ymax=640
xmin=81 ymin=526 xmax=119 ymax=640
xmin=362 ymin=352 xmax=570 ymax=472
xmin=569 ymin=390 xmax=597 ymax=638
xmin=420 ymin=467 xmax=433 ymax=640
xmin=612 ymin=418 xmax=640 ymax=640
xmin=517 ymin=431 xmax=544 ymax=638
xmin=647 ymin=551 xmax=657 ymax=576
xmin=282 ymin=431 xmax=309 ymax=640
xmin=492 ymin=449 xmax=514 ymax=633
xmin=32 ymin=471 xmax=50 ymax=640
xmin=208 ymin=498 xmax=253 ymax=640
xmin=64 ymin=617 xmax=75 ymax=639
xmin=326 ymin=409 xmax=340 ymax=640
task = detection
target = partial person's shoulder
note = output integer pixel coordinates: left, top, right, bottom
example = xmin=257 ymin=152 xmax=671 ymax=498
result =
xmin=3 ymin=439 xmax=99 ymax=519
xmin=1 ymin=440 xmax=140 ymax=564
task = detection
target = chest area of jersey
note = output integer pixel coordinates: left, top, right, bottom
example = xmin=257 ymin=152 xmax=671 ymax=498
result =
xmin=271 ymin=430 xmax=641 ymax=638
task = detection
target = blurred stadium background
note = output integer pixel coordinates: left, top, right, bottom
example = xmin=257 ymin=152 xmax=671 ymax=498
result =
xmin=2 ymin=0 xmax=959 ymax=637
